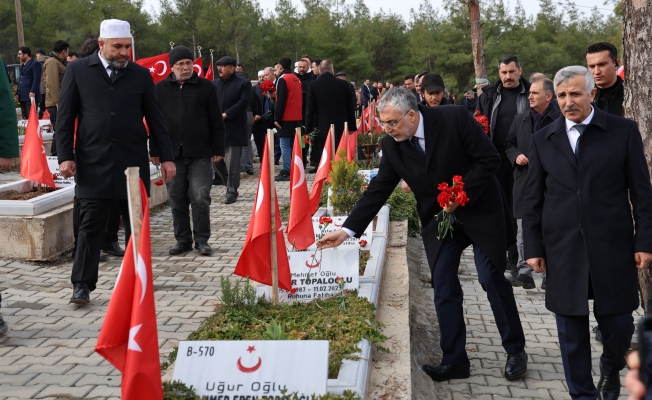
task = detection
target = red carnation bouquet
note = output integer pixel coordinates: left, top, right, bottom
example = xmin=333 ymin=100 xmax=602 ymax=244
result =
xmin=260 ymin=80 xmax=276 ymax=96
xmin=473 ymin=110 xmax=489 ymax=134
xmin=435 ymin=175 xmax=469 ymax=239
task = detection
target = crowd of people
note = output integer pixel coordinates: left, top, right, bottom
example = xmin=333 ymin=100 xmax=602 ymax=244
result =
xmin=1 ymin=16 xmax=651 ymax=399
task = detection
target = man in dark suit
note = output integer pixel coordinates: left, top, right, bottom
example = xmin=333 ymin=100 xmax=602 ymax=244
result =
xmin=57 ymin=19 xmax=175 ymax=305
xmin=15 ymin=46 xmax=42 ymax=120
xmin=523 ymin=66 xmax=652 ymax=400
xmin=305 ymin=59 xmax=357 ymax=172
xmin=213 ymin=56 xmax=252 ymax=204
xmin=504 ymin=78 xmax=560 ymax=290
xmin=360 ymin=79 xmax=371 ymax=109
xmin=318 ymin=87 xmax=527 ymax=383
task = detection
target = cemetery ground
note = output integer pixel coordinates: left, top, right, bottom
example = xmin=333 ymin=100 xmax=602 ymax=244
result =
xmin=0 ymin=165 xmax=641 ymax=399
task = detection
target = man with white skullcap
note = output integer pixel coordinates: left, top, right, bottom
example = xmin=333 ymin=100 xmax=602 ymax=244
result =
xmin=56 ymin=19 xmax=175 ymax=305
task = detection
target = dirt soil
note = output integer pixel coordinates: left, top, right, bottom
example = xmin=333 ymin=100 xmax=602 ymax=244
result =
xmin=0 ymin=188 xmax=54 ymax=200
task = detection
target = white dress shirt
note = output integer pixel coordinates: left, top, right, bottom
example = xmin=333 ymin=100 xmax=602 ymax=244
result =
xmin=565 ymin=106 xmax=594 ymax=153
xmin=342 ymin=111 xmax=425 ymax=238
xmin=98 ymin=53 xmax=117 ymax=78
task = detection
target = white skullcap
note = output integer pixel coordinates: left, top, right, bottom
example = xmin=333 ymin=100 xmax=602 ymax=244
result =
xmin=258 ymin=70 xmax=265 ymax=76
xmin=100 ymin=19 xmax=132 ymax=39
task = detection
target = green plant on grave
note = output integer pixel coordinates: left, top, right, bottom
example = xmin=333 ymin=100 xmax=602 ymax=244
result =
xmin=386 ymin=186 xmax=420 ymax=237
xmin=263 ymin=319 xmax=291 ymax=340
xmin=188 ymin=290 xmax=387 ymax=378
xmin=328 ymin=150 xmax=367 ymax=216
xmin=219 ymin=276 xmax=257 ymax=307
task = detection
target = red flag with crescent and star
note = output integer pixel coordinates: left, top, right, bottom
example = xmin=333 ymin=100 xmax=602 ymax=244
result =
xmin=95 ymin=180 xmax=162 ymax=400
xmin=20 ymin=101 xmax=56 ymax=189
xmin=287 ymin=130 xmax=315 ymax=250
xmin=308 ymin=127 xmax=334 ymax=214
xmin=136 ymin=53 xmax=170 ymax=83
xmin=234 ymin=139 xmax=294 ymax=292
xmin=193 ymin=57 xmax=203 ymax=77
xmin=204 ymin=62 xmax=214 ymax=81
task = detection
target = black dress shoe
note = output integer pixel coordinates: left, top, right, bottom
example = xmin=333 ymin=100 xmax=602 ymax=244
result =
xmin=99 ymin=254 xmax=108 ymax=262
xmin=504 ymin=350 xmax=528 ymax=380
xmin=70 ymin=283 xmax=90 ymax=305
xmin=512 ymin=274 xmax=536 ymax=289
xmin=275 ymin=171 xmax=290 ymax=182
xmin=246 ymin=170 xmax=254 ymax=175
xmin=422 ymin=363 xmax=470 ymax=382
xmin=593 ymin=326 xmax=603 ymax=343
xmin=195 ymin=242 xmax=213 ymax=256
xmin=225 ymin=195 xmax=238 ymax=204
xmin=541 ymin=275 xmax=546 ymax=290
xmin=597 ymin=371 xmax=620 ymax=400
xmin=169 ymin=242 xmax=193 ymax=255
xmin=101 ymin=241 xmax=125 ymax=256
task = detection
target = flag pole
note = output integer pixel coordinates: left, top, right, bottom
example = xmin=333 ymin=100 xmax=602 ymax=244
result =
xmin=330 ymin=123 xmax=336 ymax=160
xmin=130 ymin=30 xmax=136 ymax=61
xmin=125 ymin=167 xmax=143 ymax=264
xmin=209 ymin=49 xmax=214 ymax=78
xmin=344 ymin=122 xmax=348 ymax=158
xmin=267 ymin=129 xmax=279 ymax=304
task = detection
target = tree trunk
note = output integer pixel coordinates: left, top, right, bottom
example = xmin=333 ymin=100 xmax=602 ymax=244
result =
xmin=468 ymin=0 xmax=487 ymax=80
xmin=14 ymin=0 xmax=25 ymax=47
xmin=623 ymin=0 xmax=652 ymax=314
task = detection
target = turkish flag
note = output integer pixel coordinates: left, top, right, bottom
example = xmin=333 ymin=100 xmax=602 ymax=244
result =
xmin=95 ymin=180 xmax=162 ymax=400
xmin=193 ymin=57 xmax=203 ymax=77
xmin=308 ymin=127 xmax=334 ymax=214
xmin=286 ymin=130 xmax=315 ymax=250
xmin=136 ymin=53 xmax=169 ymax=84
xmin=234 ymin=139 xmax=294 ymax=292
xmin=20 ymin=101 xmax=55 ymax=189
xmin=205 ymin=62 xmax=214 ymax=81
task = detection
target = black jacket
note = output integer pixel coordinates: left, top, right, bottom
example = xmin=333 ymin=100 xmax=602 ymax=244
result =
xmin=154 ymin=71 xmax=225 ymax=159
xmin=213 ymin=73 xmax=252 ymax=146
xmin=344 ymin=105 xmax=514 ymax=274
xmin=476 ymin=77 xmax=531 ymax=141
xmin=56 ymin=51 xmax=174 ymax=199
xmin=463 ymin=96 xmax=477 ymax=113
xmin=305 ymin=72 xmax=358 ymax=146
xmin=523 ymin=107 xmax=652 ymax=315
xmin=504 ymin=105 xmax=561 ymax=218
xmin=296 ymin=71 xmax=316 ymax=122
xmin=593 ymin=76 xmax=624 ymax=117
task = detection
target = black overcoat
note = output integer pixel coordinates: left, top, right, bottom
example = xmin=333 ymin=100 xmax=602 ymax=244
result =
xmin=523 ymin=107 xmax=652 ymax=315
xmin=56 ymin=51 xmax=174 ymax=199
xmin=304 ymin=72 xmax=357 ymax=146
xmin=343 ymin=105 xmax=515 ymax=274
xmin=154 ymin=72 xmax=225 ymax=159
xmin=213 ymin=74 xmax=252 ymax=146
xmin=504 ymin=106 xmax=560 ymax=218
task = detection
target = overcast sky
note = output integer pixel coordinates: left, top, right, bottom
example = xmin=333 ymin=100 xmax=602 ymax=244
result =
xmin=141 ymin=0 xmax=615 ymax=21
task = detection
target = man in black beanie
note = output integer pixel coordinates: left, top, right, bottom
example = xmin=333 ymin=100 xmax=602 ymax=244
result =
xmin=153 ymin=46 xmax=226 ymax=255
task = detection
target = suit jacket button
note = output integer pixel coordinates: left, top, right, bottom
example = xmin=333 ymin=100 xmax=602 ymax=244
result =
xmin=111 ymin=112 xmax=116 ymax=116
xmin=110 ymin=87 xmax=114 ymax=91
xmin=428 ymin=170 xmax=433 ymax=174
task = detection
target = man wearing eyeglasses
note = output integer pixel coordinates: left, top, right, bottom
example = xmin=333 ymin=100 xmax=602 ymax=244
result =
xmin=317 ymin=87 xmax=526 ymax=385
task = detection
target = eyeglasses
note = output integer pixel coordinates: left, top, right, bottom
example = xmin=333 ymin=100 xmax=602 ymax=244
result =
xmin=379 ymin=110 xmax=409 ymax=129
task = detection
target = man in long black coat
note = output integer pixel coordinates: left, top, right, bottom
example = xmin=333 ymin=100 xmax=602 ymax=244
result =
xmin=523 ymin=66 xmax=652 ymax=400
xmin=304 ymin=59 xmax=357 ymax=171
xmin=318 ymin=87 xmax=527 ymax=384
xmin=504 ymin=78 xmax=560 ymax=290
xmin=57 ymin=19 xmax=175 ymax=305
xmin=213 ymin=56 xmax=251 ymax=204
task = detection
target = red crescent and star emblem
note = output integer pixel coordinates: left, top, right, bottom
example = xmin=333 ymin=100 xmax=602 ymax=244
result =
xmin=333 ymin=218 xmax=344 ymax=227
xmin=305 ymin=259 xmax=320 ymax=269
xmin=237 ymin=346 xmax=262 ymax=373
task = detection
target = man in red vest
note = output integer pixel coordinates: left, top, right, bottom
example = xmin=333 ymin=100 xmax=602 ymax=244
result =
xmin=273 ymin=56 xmax=303 ymax=182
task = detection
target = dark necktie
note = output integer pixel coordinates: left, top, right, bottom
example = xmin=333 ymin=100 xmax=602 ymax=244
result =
xmin=410 ymin=136 xmax=425 ymax=157
xmin=109 ymin=67 xmax=117 ymax=83
xmin=574 ymin=124 xmax=587 ymax=158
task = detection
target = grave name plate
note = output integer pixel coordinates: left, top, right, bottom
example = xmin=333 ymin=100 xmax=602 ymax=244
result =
xmin=308 ymin=215 xmax=372 ymax=250
xmin=47 ymin=156 xmax=75 ymax=188
xmin=286 ymin=249 xmax=359 ymax=302
xmin=173 ymin=340 xmax=329 ymax=397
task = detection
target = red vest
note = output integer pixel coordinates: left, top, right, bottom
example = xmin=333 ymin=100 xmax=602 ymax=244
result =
xmin=280 ymin=73 xmax=303 ymax=121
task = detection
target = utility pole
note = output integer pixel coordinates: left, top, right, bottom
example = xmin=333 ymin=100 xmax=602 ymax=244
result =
xmin=15 ymin=0 xmax=25 ymax=47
